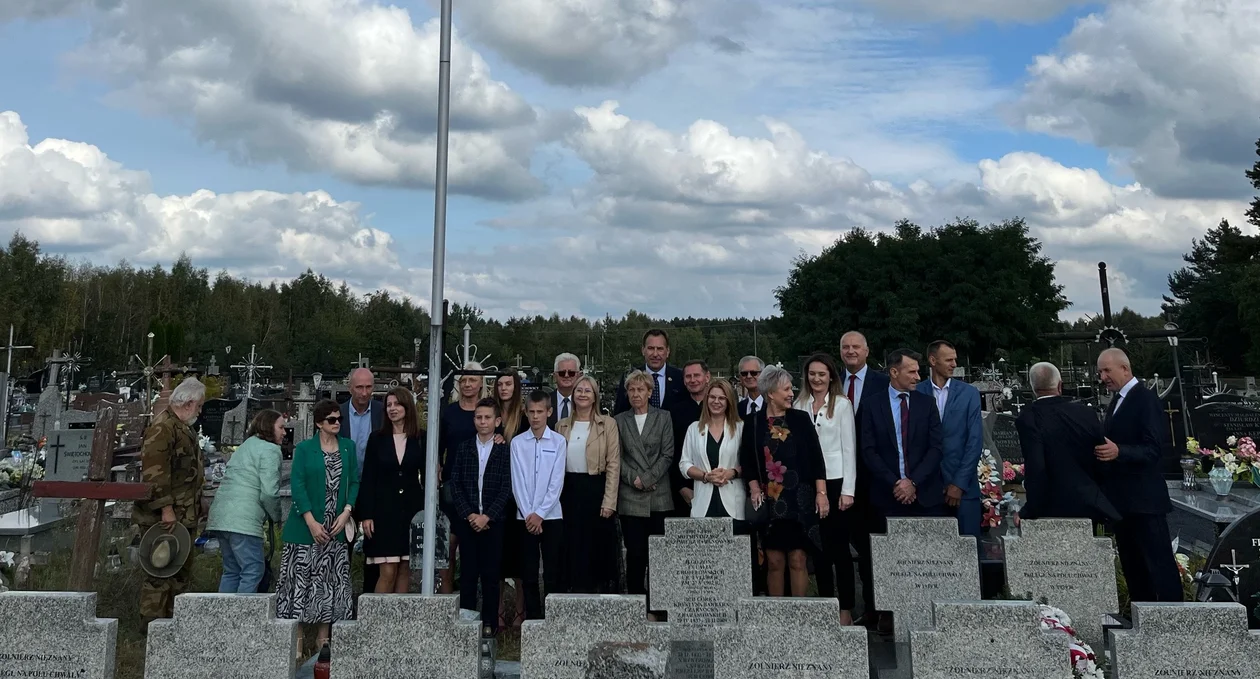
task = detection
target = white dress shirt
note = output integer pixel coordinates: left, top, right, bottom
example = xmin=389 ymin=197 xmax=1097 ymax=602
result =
xmin=475 ymin=435 xmax=494 ymax=512
xmin=510 ymin=427 xmax=567 ymax=521
xmin=845 ymin=365 xmax=869 ymax=413
xmin=931 ymin=378 xmax=951 ymax=418
xmin=796 ymin=393 xmax=857 ymax=495
xmin=1110 ymin=376 xmax=1139 ymax=414
xmin=556 ymin=393 xmax=574 ymax=420
xmin=741 ymin=395 xmax=764 ymax=415
xmin=646 ymin=366 xmax=667 ymax=407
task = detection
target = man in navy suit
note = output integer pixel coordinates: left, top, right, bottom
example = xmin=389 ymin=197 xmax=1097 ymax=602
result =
xmin=613 ymin=328 xmax=685 ymax=415
xmin=860 ymin=348 xmax=944 ymax=520
xmin=840 ymin=330 xmax=890 ymax=629
xmin=1095 ymin=348 xmax=1181 ymax=603
xmin=916 ymin=341 xmax=983 ymax=537
xmin=340 ymin=367 xmax=385 ymax=599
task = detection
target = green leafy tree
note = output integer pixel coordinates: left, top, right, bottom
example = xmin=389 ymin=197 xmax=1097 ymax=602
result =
xmin=775 ymin=218 xmax=1068 ymax=367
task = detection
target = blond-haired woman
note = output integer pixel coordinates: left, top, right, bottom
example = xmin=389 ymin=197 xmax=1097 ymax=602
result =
xmin=614 ymin=369 xmax=674 ymax=598
xmin=439 ymin=361 xmax=489 ymax=594
xmin=680 ymin=380 xmax=747 ymax=521
xmin=556 ymin=375 xmax=621 ymax=593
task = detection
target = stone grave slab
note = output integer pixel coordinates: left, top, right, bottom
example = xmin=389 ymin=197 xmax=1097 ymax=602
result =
xmin=984 ymin=411 xmax=1023 ymax=464
xmin=715 ymin=597 xmax=867 ymax=679
xmin=648 ymin=517 xmax=751 ymax=627
xmin=1002 ymin=518 xmax=1119 ymax=647
xmin=32 ymin=385 xmax=62 ymax=441
xmin=62 ymin=408 xmax=99 ymax=428
xmin=911 ymin=601 xmax=1072 ymax=679
xmin=870 ymin=517 xmax=979 ymax=642
xmin=1111 ymin=602 xmax=1260 ymax=678
xmin=332 ymin=594 xmax=480 ymax=678
xmin=1191 ymin=401 xmax=1260 ymax=449
xmin=220 ymin=400 xmax=249 ymax=445
xmin=145 ymin=593 xmax=297 ymax=679
xmin=520 ymin=594 xmax=664 ymax=679
xmin=0 ymin=591 xmax=117 ymax=679
xmin=45 ymin=428 xmax=96 ymax=482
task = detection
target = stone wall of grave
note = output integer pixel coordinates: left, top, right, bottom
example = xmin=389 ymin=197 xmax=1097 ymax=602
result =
xmin=0 ymin=591 xmax=117 ymax=679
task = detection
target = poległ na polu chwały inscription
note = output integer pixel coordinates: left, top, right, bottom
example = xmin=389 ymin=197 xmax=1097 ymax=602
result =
xmin=1018 ymin=558 xmax=1098 ymax=592
xmin=0 ymin=651 xmax=86 ymax=679
xmin=890 ymin=558 xmax=968 ymax=589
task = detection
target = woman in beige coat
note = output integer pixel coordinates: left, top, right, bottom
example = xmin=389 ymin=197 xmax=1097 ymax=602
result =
xmin=555 ymin=375 xmax=621 ymax=593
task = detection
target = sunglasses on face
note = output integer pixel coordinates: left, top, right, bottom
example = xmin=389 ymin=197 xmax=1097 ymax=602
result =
xmin=740 ymin=370 xmax=761 ymax=378
xmin=323 ymin=416 xmax=342 ymax=424
xmin=556 ymin=371 xmax=578 ymax=378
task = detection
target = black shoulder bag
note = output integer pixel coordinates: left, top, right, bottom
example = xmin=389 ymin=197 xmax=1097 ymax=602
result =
xmin=743 ymin=414 xmax=771 ymax=528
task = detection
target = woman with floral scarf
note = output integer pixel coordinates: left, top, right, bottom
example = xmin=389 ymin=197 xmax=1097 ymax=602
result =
xmin=740 ymin=364 xmax=829 ymax=597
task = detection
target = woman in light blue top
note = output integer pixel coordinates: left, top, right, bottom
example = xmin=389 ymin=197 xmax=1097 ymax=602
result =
xmin=206 ymin=409 xmax=286 ymax=593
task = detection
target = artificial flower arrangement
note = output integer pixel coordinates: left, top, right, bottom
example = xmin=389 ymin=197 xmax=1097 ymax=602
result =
xmin=977 ymin=449 xmax=1017 ymax=528
xmin=1187 ymin=435 xmax=1258 ymax=483
xmin=0 ymin=454 xmax=44 ymax=490
xmin=1038 ymin=605 xmax=1106 ymax=679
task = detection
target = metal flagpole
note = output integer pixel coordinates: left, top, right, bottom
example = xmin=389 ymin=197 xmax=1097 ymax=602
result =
xmin=421 ymin=0 xmax=454 ymax=596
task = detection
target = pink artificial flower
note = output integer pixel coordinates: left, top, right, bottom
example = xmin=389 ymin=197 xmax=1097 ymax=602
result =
xmin=765 ymin=459 xmax=786 ymax=483
xmin=1002 ymin=466 xmax=1017 ymax=482
xmin=1238 ymin=438 xmax=1258 ymax=459
xmin=1200 ymin=447 xmax=1215 ymax=457
xmin=982 ymin=506 xmax=1001 ymax=528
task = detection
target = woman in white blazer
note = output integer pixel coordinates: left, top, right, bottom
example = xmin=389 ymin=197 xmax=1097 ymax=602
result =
xmin=795 ymin=352 xmax=857 ymax=625
xmin=679 ymin=379 xmax=746 ymax=522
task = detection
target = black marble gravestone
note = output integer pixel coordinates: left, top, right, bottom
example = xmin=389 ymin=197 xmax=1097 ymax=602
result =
xmin=1191 ymin=402 xmax=1260 ymax=450
xmin=1198 ymin=506 xmax=1260 ymax=629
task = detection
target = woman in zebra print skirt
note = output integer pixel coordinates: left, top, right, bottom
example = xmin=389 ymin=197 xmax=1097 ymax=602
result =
xmin=277 ymin=399 xmax=359 ymax=651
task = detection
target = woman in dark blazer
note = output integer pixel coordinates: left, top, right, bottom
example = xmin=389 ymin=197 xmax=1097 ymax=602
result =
xmin=740 ymin=365 xmax=829 ymax=597
xmin=613 ymin=370 xmax=675 ymax=600
xmin=357 ymin=387 xmax=426 ymax=593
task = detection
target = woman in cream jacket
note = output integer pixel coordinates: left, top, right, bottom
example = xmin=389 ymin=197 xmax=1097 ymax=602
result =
xmin=679 ymin=379 xmax=746 ymax=522
xmin=554 ymin=375 xmax=621 ymax=593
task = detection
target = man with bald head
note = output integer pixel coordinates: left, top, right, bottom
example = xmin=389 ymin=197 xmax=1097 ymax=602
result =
xmin=838 ymin=330 xmax=890 ymax=631
xmin=1015 ymin=362 xmax=1118 ymax=523
xmin=1096 ymin=348 xmax=1181 ymax=603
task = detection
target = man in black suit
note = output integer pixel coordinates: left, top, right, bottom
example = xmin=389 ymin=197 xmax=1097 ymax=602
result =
xmin=340 ymin=368 xmax=385 ymax=600
xmin=839 ymin=330 xmax=891 ymax=628
xmin=859 ymin=348 xmax=944 ymax=520
xmin=1095 ymin=348 xmax=1181 ymax=603
xmin=669 ymin=359 xmax=711 ymax=516
xmin=1015 ymin=362 xmax=1120 ymax=523
xmin=613 ymin=328 xmax=685 ymax=415
xmin=736 ymin=356 xmax=764 ymax=416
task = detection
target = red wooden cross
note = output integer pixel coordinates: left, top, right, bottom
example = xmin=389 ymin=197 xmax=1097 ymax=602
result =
xmin=31 ymin=406 xmax=153 ymax=591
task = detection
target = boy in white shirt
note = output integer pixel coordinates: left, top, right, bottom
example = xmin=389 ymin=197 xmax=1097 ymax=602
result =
xmin=510 ymin=389 xmax=567 ymax=620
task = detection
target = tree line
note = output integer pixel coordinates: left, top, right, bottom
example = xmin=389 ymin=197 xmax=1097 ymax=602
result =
xmin=4 ymin=135 xmax=1259 ymax=386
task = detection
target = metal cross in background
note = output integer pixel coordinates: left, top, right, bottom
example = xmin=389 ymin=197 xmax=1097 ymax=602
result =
xmin=48 ymin=350 xmax=92 ymax=409
xmin=0 ymin=324 xmax=33 ymax=444
xmin=129 ymin=332 xmax=170 ymax=423
xmin=230 ymin=344 xmax=272 ymax=403
xmin=1220 ymin=548 xmax=1250 ymax=587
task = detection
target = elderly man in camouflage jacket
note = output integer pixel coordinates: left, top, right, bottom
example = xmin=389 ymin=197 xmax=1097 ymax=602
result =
xmin=133 ymin=377 xmax=206 ymax=627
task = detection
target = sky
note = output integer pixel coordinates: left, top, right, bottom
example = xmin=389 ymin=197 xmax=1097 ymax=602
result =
xmin=1 ymin=0 xmax=1256 ymax=322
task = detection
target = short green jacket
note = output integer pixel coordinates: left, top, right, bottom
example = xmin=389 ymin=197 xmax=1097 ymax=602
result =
xmin=281 ymin=436 xmax=360 ymax=545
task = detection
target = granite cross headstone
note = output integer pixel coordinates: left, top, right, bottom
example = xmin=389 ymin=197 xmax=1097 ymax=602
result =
xmin=870 ymin=517 xmax=980 ymax=642
xmin=1002 ymin=518 xmax=1119 ymax=647
xmin=519 ymin=594 xmax=664 ymax=679
xmin=332 ymin=594 xmax=481 ymax=679
xmin=648 ymin=517 xmax=752 ymax=678
xmin=715 ymin=597 xmax=868 ymax=679
xmin=1110 ymin=602 xmax=1260 ymax=678
xmin=32 ymin=384 xmax=62 ymax=440
xmin=144 ymin=594 xmax=298 ymax=679
xmin=910 ymin=601 xmax=1072 ymax=679
xmin=220 ymin=400 xmax=248 ymax=446
xmin=0 ymin=591 xmax=117 ymax=679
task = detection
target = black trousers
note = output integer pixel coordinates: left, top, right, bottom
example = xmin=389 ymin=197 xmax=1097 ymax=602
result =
xmin=1114 ymin=513 xmax=1183 ymax=603
xmin=457 ymin=522 xmax=504 ymax=632
xmin=815 ymin=478 xmax=857 ymax=610
xmin=520 ymin=518 xmax=564 ymax=619
xmin=620 ymin=512 xmax=667 ymax=597
xmin=849 ymin=498 xmax=876 ymax=615
xmin=561 ymin=473 xmax=614 ymax=594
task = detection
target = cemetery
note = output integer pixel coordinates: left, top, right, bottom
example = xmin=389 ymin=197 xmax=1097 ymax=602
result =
xmin=3 ymin=277 xmax=1260 ymax=679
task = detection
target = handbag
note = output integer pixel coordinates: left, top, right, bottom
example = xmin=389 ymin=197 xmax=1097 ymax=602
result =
xmin=743 ymin=414 xmax=771 ymax=528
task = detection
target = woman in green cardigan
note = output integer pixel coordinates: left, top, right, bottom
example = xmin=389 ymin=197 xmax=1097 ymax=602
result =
xmin=206 ymin=409 xmax=286 ymax=593
xmin=276 ymin=398 xmax=359 ymax=651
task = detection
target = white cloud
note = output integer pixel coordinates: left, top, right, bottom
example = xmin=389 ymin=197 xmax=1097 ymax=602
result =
xmin=0 ymin=111 xmax=405 ymax=286
xmin=455 ymin=0 xmax=735 ymax=86
xmin=0 ymin=0 xmax=101 ymax=22
xmin=852 ymin=0 xmax=1093 ymax=23
xmin=69 ymin=0 xmax=543 ymax=200
xmin=1012 ymin=0 xmax=1260 ymax=199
